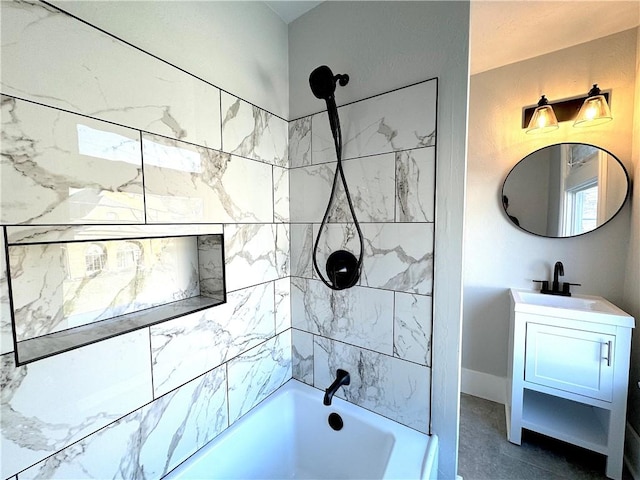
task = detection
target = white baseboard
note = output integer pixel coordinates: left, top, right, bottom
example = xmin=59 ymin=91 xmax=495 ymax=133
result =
xmin=625 ymin=422 xmax=640 ymax=480
xmin=460 ymin=368 xmax=507 ymax=405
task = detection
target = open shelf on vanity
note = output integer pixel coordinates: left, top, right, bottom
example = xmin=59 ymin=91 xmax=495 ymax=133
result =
xmin=521 ymin=388 xmax=609 ymax=454
xmin=5 ymin=224 xmax=226 ymax=365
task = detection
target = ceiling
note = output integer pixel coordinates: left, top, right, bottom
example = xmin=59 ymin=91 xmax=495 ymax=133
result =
xmin=264 ymin=1 xmax=322 ymax=24
xmin=470 ymin=1 xmax=640 ymax=75
xmin=264 ymin=1 xmax=639 ymax=75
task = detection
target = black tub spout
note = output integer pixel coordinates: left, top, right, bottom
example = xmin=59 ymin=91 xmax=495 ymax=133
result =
xmin=324 ymin=369 xmax=350 ymax=406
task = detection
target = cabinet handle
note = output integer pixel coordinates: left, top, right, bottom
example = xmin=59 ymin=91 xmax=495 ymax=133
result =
xmin=603 ymin=341 xmax=612 ymax=367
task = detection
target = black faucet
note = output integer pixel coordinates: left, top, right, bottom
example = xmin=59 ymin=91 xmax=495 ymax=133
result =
xmin=552 ymin=261 xmax=564 ymax=293
xmin=533 ymin=261 xmax=581 ymax=296
xmin=323 ymin=369 xmax=350 ymax=406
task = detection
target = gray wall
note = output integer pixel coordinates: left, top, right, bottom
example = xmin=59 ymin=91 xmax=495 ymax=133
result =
xmin=624 ymin=23 xmax=640 ymax=463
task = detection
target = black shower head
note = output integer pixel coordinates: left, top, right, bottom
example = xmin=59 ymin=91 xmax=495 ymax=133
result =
xmin=309 ymin=65 xmax=349 ymax=101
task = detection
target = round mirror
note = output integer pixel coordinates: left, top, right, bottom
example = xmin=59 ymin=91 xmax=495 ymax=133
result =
xmin=502 ymin=143 xmax=629 ymax=238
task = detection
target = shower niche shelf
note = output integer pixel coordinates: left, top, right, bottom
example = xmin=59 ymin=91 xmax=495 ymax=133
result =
xmin=5 ymin=224 xmax=225 ymax=365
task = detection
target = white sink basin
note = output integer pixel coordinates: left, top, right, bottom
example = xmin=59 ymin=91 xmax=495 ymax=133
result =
xmin=510 ymin=289 xmax=634 ymax=327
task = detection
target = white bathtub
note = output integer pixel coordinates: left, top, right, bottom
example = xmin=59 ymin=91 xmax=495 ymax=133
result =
xmin=164 ymin=379 xmax=438 ymax=480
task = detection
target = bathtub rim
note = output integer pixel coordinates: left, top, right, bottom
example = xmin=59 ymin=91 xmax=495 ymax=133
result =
xmin=164 ymin=378 xmax=439 ymax=480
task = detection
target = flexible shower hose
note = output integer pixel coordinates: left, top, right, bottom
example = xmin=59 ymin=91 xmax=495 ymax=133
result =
xmin=312 ymin=103 xmax=365 ymax=290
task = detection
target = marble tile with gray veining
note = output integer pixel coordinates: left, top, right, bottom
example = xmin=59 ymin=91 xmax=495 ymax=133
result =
xmin=361 ymin=223 xmax=434 ymax=295
xmin=5 ymin=224 xmax=223 ymax=245
xmin=1 ymin=95 xmax=144 ymax=225
xmin=311 ymin=79 xmax=437 ymax=164
xmin=292 ymin=329 xmax=314 ymax=385
xmin=288 ymin=116 xmax=312 ymax=168
xmin=143 ymin=134 xmax=273 ymax=223
xmin=224 ymin=224 xmax=289 ymax=292
xmin=314 ymin=336 xmax=430 ymax=433
xmin=289 ymin=153 xmax=395 ymax=223
xmin=221 ymin=93 xmax=288 ymax=167
xmin=0 ymin=231 xmax=12 ymax=355
xmin=275 ymin=278 xmax=291 ymax=334
xmin=1 ymin=1 xmax=221 ymax=149
xmin=10 ymin=237 xmax=199 ymax=342
xmin=150 ymin=282 xmax=275 ymax=397
xmin=273 ymin=165 xmax=290 ymax=223
xmin=396 ymin=147 xmax=435 ymax=222
xmin=290 ymin=223 xmax=313 ymax=278
xmin=198 ymin=235 xmax=224 ymax=300
xmin=291 ymin=277 xmax=393 ymax=355
xmin=275 ymin=223 xmax=290 ymax=279
xmin=394 ymin=292 xmax=432 ymax=366
xmin=227 ymin=332 xmax=292 ymax=424
xmin=0 ymin=330 xmax=152 ymax=479
xmin=289 ymin=163 xmax=335 ymax=223
xmin=20 ymin=365 xmax=227 ymax=480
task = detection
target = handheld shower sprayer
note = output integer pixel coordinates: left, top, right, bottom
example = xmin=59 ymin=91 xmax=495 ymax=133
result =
xmin=309 ymin=66 xmax=349 ymax=142
xmin=308 ymin=65 xmax=364 ymax=291
xmin=309 ymin=65 xmax=349 ymax=101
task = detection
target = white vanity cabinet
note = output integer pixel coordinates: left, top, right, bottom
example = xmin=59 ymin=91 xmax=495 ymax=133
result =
xmin=507 ymin=289 xmax=635 ymax=480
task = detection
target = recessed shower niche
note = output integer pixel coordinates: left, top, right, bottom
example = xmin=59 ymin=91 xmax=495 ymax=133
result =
xmin=4 ymin=224 xmax=225 ymax=365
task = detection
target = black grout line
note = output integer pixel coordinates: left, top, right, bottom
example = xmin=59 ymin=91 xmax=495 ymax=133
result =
xmin=3 ymin=226 xmax=21 ymax=366
xmin=288 ymin=76 xmax=439 ymax=122
xmin=287 ymin=144 xmax=437 ymax=170
xmin=37 ymin=0 xmax=289 ymax=123
xmin=147 ymin=328 xmax=155 ymax=400
xmin=6 ymin=231 xmax=222 ymax=247
xmin=139 ymin=130 xmax=148 ymax=224
xmin=290 ymin=326 xmax=431 ymax=369
xmin=0 ymin=92 xmax=287 ymax=171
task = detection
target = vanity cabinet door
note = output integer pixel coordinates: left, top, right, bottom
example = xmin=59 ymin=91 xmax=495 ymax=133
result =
xmin=524 ymin=323 xmax=614 ymax=401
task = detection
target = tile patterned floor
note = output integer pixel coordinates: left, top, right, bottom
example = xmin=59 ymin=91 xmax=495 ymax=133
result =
xmin=458 ymin=393 xmax=633 ymax=480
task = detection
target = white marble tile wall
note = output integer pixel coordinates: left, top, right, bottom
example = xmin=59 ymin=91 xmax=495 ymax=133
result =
xmin=292 ymin=329 xmax=314 ymax=385
xmin=150 ymin=282 xmax=276 ymax=398
xmin=288 ymin=117 xmax=312 ymax=168
xmin=396 ymin=147 xmax=436 ymax=222
xmin=291 ymin=277 xmax=394 ymax=354
xmin=273 ymin=165 xmax=290 ymax=223
xmin=20 ymin=365 xmax=228 ymax=480
xmin=275 ymin=278 xmax=292 ymax=334
xmin=1 ymin=1 xmax=221 ymax=149
xmin=223 ymin=223 xmax=289 ymax=292
xmin=290 ymin=224 xmax=313 ymax=278
xmin=310 ymin=80 xmax=437 ymax=164
xmin=0 ymin=330 xmax=153 ymax=479
xmin=198 ymin=236 xmax=225 ymax=299
xmin=290 ymin=152 xmax=396 ymax=223
xmin=143 ymin=134 xmax=273 ymax=224
xmin=0 ymin=1 xmax=292 ymax=478
xmin=227 ymin=332 xmax=292 ymax=424
xmin=221 ymin=92 xmax=288 ymax=167
xmin=1 ymin=95 xmax=145 ymax=225
xmin=314 ymin=336 xmax=431 ymax=433
xmin=289 ymin=79 xmax=437 ymax=431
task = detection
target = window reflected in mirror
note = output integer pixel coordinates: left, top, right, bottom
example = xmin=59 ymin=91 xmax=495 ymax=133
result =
xmin=502 ymin=143 xmax=629 ymax=238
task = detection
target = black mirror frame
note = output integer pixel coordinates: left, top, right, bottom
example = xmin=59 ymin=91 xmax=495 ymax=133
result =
xmin=501 ymin=142 xmax=630 ymax=239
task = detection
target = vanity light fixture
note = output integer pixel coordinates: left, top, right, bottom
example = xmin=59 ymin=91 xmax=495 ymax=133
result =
xmin=522 ymin=85 xmax=611 ymax=132
xmin=526 ymin=95 xmax=559 ymax=134
xmin=573 ymin=84 xmax=613 ymax=127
